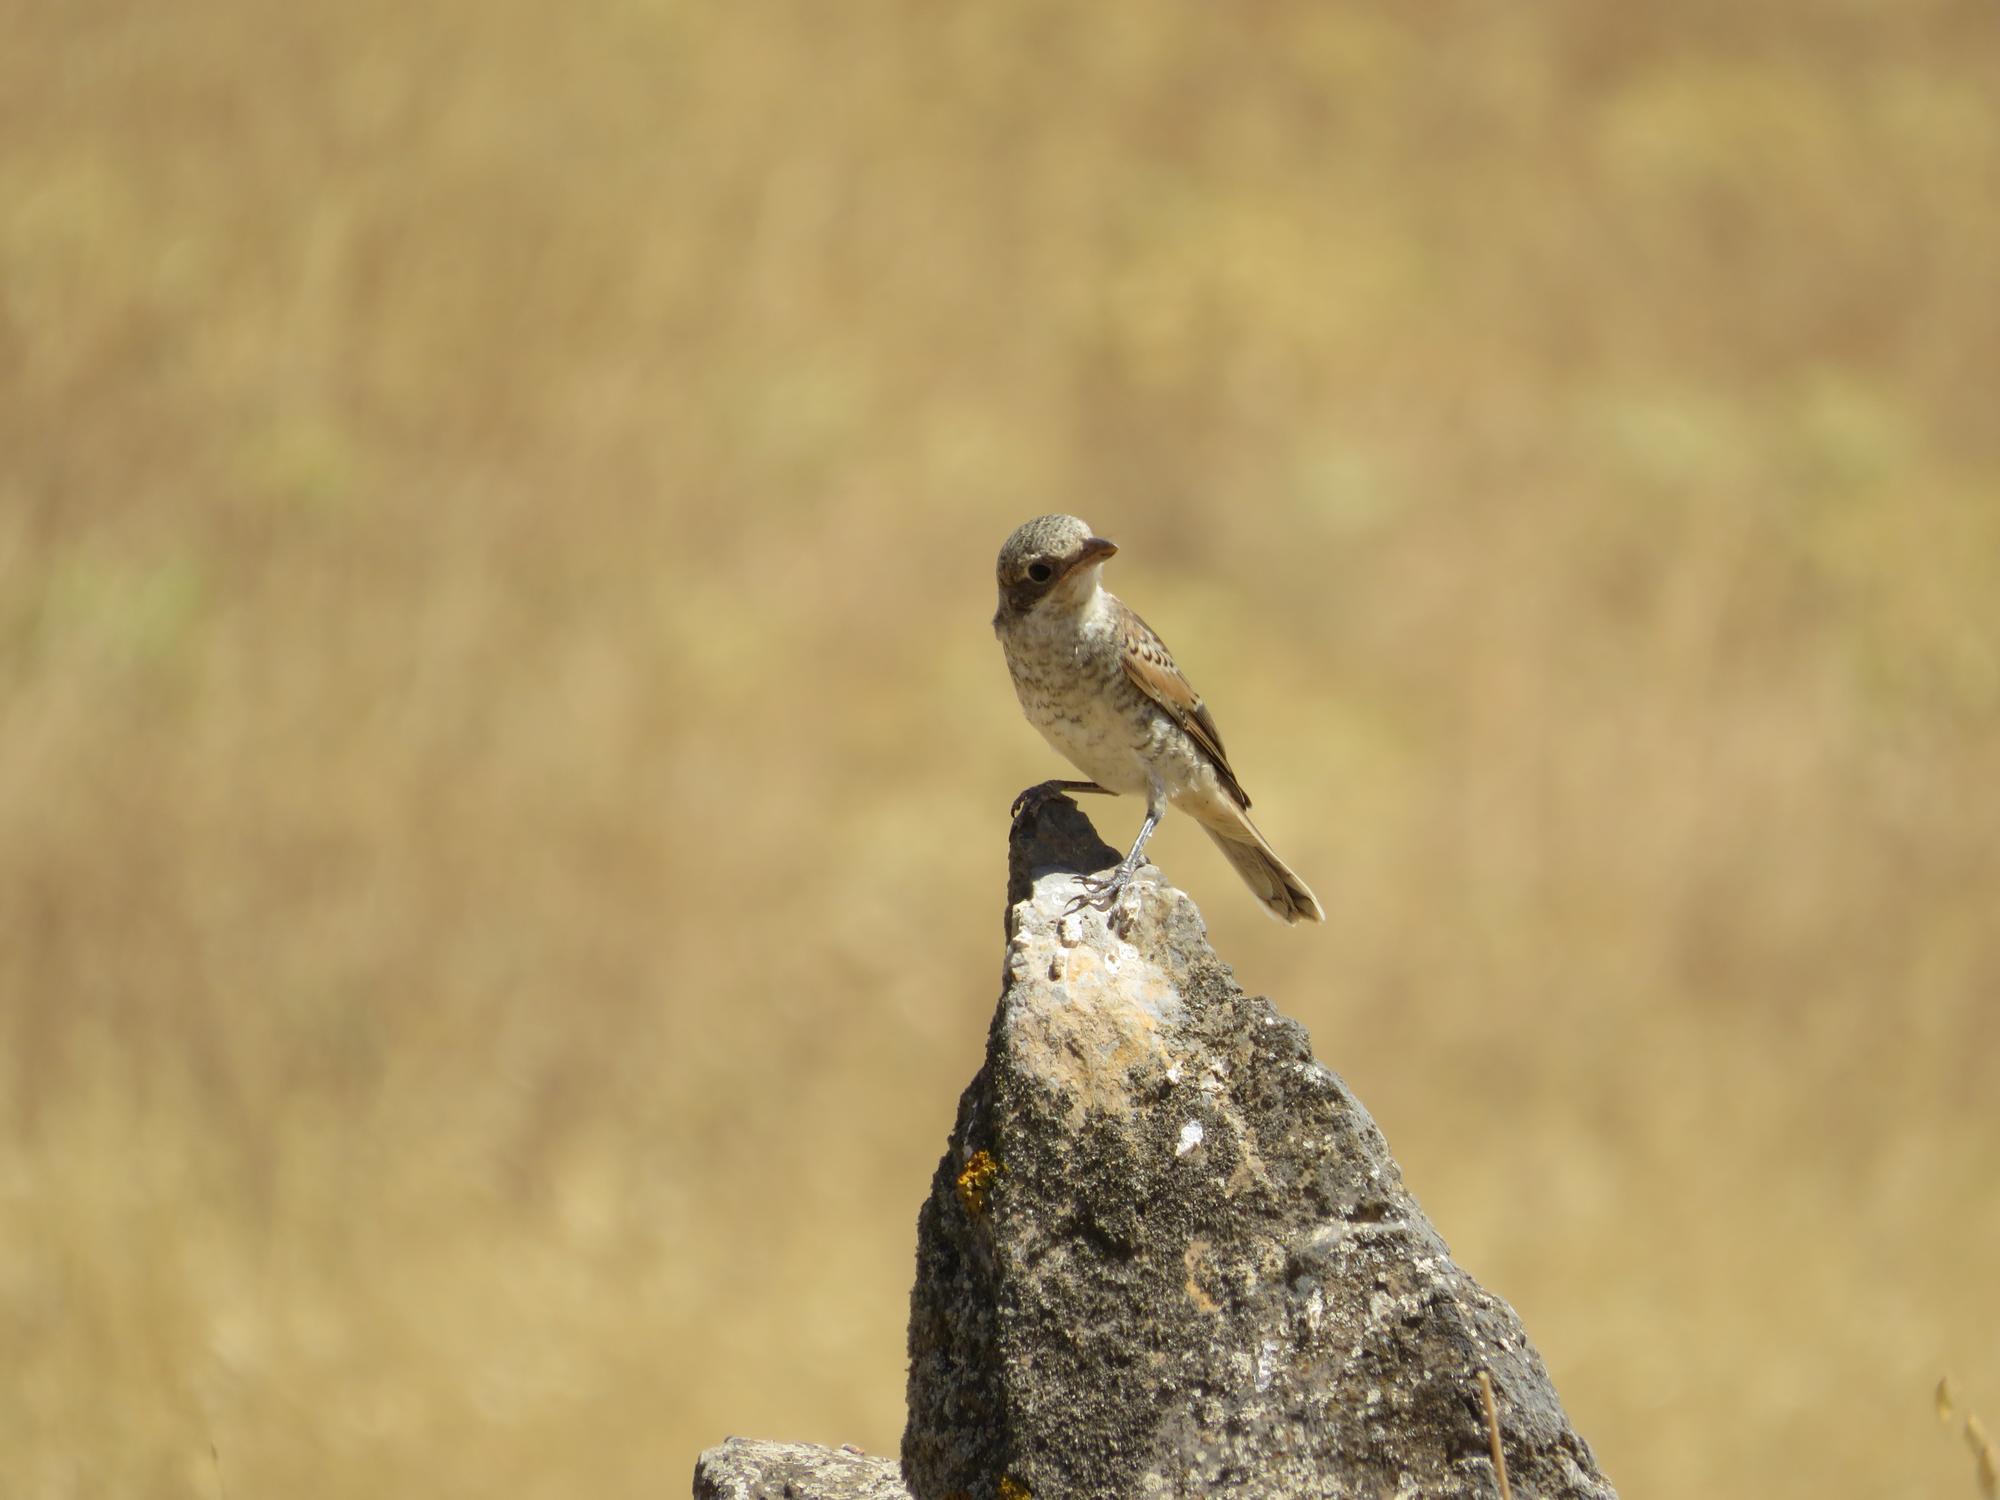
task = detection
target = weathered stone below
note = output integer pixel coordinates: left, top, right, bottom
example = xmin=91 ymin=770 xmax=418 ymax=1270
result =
xmin=901 ymin=796 xmax=1617 ymax=1500
xmin=694 ymin=1438 xmax=911 ymax=1500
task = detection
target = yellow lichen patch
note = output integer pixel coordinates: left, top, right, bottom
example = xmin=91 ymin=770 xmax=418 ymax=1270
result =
xmin=956 ymin=1150 xmax=1001 ymax=1217
xmin=998 ymin=1477 xmax=1032 ymax=1500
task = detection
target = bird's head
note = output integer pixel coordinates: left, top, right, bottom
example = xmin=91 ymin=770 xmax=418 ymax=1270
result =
xmin=994 ymin=514 xmax=1118 ymax=620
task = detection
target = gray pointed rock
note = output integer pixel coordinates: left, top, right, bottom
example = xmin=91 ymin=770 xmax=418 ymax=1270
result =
xmin=902 ymin=796 xmax=1617 ymax=1499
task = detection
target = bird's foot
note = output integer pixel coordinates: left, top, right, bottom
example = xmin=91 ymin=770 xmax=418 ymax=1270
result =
xmin=1064 ymin=862 xmax=1142 ymax=916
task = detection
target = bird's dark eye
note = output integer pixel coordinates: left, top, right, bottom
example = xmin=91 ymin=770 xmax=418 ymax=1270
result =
xmin=1026 ymin=561 xmax=1054 ymax=584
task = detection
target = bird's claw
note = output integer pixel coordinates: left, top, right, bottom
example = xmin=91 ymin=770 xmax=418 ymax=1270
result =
xmin=1064 ymin=868 xmax=1132 ymax=915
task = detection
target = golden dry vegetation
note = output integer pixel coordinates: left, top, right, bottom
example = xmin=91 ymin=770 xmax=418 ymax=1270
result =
xmin=3 ymin=2 xmax=1998 ymax=1496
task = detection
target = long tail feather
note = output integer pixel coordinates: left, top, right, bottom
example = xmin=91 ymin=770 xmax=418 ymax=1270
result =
xmin=1196 ymin=808 xmax=1325 ymax=925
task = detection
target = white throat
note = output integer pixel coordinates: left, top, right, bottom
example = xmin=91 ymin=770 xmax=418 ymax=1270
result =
xmin=1051 ymin=563 xmax=1109 ymax=619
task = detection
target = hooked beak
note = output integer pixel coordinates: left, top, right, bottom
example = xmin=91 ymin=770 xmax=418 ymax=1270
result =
xmin=1062 ymin=536 xmax=1118 ymax=578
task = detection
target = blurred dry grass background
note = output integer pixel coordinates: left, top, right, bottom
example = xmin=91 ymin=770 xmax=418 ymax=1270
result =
xmin=3 ymin=0 xmax=1997 ymax=1495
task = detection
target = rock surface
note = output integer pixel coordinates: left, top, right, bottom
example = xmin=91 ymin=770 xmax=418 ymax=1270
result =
xmin=900 ymin=795 xmax=1618 ymax=1500
xmin=694 ymin=1438 xmax=909 ymax=1500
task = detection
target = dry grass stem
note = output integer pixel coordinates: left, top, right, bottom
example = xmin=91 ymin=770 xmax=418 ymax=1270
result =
xmin=1479 ymin=1370 xmax=1512 ymax=1500
xmin=1967 ymin=1415 xmax=1999 ymax=1500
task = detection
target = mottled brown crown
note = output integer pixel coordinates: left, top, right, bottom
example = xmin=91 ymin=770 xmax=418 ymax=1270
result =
xmin=995 ymin=514 xmax=1099 ymax=590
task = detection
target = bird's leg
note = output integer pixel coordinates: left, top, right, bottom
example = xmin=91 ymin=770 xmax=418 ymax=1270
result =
xmin=1066 ymin=778 xmax=1165 ymax=914
xmin=1011 ymin=778 xmax=1113 ymax=820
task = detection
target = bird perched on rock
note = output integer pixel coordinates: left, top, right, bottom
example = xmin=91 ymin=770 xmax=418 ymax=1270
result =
xmin=993 ymin=514 xmax=1324 ymax=925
